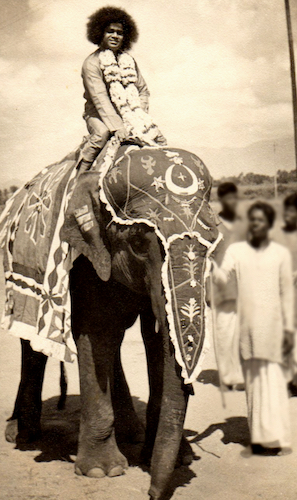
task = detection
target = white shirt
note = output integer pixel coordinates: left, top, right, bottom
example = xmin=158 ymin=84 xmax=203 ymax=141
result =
xmin=214 ymin=240 xmax=294 ymax=363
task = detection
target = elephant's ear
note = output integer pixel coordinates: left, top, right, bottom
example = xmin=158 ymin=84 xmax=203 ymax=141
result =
xmin=62 ymin=172 xmax=111 ymax=282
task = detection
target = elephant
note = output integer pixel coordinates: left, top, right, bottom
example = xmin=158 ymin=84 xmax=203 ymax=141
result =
xmin=2 ymin=143 xmax=220 ymax=500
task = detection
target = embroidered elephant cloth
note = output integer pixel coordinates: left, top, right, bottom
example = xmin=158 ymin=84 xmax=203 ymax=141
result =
xmin=99 ymin=145 xmax=220 ymax=382
xmin=0 ymin=149 xmax=79 ymax=362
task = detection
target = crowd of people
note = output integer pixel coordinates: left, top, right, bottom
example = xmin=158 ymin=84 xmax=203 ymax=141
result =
xmin=211 ymin=183 xmax=297 ymax=457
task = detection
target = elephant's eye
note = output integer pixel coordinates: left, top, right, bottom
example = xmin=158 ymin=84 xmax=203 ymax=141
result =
xmin=128 ymin=235 xmax=150 ymax=257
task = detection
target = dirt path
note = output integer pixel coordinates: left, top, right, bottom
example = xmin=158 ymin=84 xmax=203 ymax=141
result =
xmin=1 ymin=265 xmax=297 ymax=499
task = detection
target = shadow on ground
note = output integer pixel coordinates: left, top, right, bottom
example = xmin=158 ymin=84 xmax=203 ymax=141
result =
xmin=185 ymin=416 xmax=250 ymax=448
xmin=35 ymin=395 xmax=80 ymax=463
xmin=13 ymin=394 xmax=198 ymax=499
xmin=197 ymin=369 xmax=220 ymax=387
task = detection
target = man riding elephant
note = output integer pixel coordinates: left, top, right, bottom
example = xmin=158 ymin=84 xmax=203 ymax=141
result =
xmin=79 ymin=6 xmax=167 ymax=172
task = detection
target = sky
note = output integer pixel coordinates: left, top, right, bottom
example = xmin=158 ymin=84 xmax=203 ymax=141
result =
xmin=0 ymin=0 xmax=297 ymax=185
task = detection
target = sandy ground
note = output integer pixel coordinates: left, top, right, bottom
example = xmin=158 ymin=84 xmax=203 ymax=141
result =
xmin=1 ymin=263 xmax=297 ymax=500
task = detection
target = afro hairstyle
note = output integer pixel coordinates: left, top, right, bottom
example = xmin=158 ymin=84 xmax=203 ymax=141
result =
xmin=247 ymin=201 xmax=276 ymax=228
xmin=86 ymin=6 xmax=139 ymax=51
xmin=284 ymin=192 xmax=297 ymax=210
xmin=217 ymin=182 xmax=238 ymax=198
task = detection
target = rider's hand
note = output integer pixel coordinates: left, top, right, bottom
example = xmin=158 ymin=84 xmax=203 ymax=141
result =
xmin=155 ymin=129 xmax=167 ymax=146
xmin=114 ymin=127 xmax=129 ymax=142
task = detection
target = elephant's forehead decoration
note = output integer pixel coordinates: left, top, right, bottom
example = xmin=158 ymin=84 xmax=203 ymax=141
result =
xmin=100 ymin=145 xmax=221 ymax=383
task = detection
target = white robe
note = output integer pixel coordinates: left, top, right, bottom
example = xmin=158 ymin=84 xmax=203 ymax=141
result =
xmin=243 ymin=359 xmax=291 ymax=447
xmin=216 ymin=300 xmax=243 ymax=386
xmin=214 ymin=216 xmax=244 ymax=386
xmin=214 ymin=240 xmax=294 ymax=447
xmin=215 ymin=240 xmax=294 ymax=363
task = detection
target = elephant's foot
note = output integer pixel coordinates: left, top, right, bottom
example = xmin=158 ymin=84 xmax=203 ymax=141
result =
xmin=75 ymin=430 xmax=128 ymax=479
xmin=5 ymin=418 xmax=41 ymax=446
xmin=5 ymin=419 xmax=18 ymax=443
xmin=176 ymin=434 xmax=194 ymax=467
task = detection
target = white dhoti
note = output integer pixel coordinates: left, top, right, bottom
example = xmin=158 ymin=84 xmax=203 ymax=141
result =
xmin=242 ymin=359 xmax=291 ymax=448
xmin=216 ymin=300 xmax=244 ymax=386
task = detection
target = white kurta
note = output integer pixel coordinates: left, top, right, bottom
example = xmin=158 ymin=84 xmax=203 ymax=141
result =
xmin=216 ymin=240 xmax=294 ymax=364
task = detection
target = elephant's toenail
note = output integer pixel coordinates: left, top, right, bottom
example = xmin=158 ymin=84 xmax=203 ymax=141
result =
xmin=87 ymin=467 xmax=106 ymax=478
xmin=75 ymin=466 xmax=83 ymax=476
xmin=108 ymin=465 xmax=124 ymax=477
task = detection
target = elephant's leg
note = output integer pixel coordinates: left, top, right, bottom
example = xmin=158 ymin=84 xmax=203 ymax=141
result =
xmin=149 ymin=330 xmax=189 ymax=500
xmin=74 ymin=333 xmax=128 ymax=478
xmin=112 ymin=347 xmax=145 ymax=444
xmin=5 ymin=339 xmax=47 ymax=444
xmin=70 ymin=257 xmax=129 ymax=479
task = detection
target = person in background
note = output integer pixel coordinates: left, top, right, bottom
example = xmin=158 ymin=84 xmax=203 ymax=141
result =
xmin=281 ymin=192 xmax=297 ymax=292
xmin=272 ymin=192 xmax=297 ymax=393
xmin=213 ymin=182 xmax=244 ymax=390
xmin=217 ymin=182 xmax=238 ymax=229
xmin=212 ymin=201 xmax=294 ymax=456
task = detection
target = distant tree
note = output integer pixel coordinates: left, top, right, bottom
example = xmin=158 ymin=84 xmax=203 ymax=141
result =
xmin=10 ymin=185 xmax=18 ymax=194
xmin=277 ymin=169 xmax=297 ymax=184
xmin=214 ymin=169 xmax=296 ymax=188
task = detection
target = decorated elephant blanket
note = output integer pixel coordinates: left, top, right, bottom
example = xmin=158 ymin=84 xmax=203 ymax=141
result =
xmin=0 ymin=139 xmax=220 ymax=383
xmin=0 ymin=149 xmax=80 ymax=362
xmin=98 ymin=143 xmax=221 ymax=382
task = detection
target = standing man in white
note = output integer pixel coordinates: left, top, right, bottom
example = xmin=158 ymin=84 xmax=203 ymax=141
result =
xmin=212 ymin=201 xmax=294 ymax=455
xmin=213 ymin=182 xmax=244 ymax=390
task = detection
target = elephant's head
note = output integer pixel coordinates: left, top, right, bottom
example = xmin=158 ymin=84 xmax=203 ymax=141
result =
xmin=64 ymin=145 xmax=220 ymax=384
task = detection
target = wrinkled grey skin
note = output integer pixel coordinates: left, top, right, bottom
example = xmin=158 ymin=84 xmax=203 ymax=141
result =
xmin=6 ymin=219 xmax=196 ymax=500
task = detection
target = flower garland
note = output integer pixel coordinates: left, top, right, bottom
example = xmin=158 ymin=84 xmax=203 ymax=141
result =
xmin=99 ymin=50 xmax=165 ymax=145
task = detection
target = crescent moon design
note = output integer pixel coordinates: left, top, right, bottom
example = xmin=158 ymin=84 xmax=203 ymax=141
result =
xmin=165 ymin=164 xmax=198 ymax=196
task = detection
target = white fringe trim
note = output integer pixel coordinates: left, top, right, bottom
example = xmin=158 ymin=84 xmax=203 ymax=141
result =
xmin=2 ymin=318 xmax=76 ymax=362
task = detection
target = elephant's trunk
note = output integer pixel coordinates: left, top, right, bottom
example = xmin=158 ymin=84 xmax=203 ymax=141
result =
xmin=147 ymin=280 xmax=189 ymax=499
xmin=148 ymin=323 xmax=189 ymax=500
xmin=146 ymin=233 xmax=210 ymax=498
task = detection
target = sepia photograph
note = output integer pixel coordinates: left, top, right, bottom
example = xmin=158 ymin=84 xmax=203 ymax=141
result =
xmin=0 ymin=1 xmax=297 ymax=499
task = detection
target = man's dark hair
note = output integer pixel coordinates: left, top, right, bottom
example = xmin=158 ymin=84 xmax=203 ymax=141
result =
xmin=248 ymin=201 xmax=276 ymax=228
xmin=284 ymin=192 xmax=297 ymax=210
xmin=217 ymin=182 xmax=238 ymax=198
xmin=87 ymin=7 xmax=139 ymax=51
